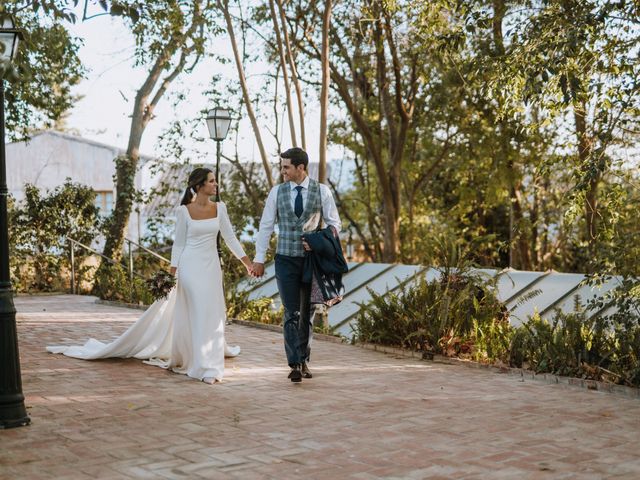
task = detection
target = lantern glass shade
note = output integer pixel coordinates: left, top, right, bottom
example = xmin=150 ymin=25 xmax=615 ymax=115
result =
xmin=0 ymin=17 xmax=21 ymax=62
xmin=206 ymin=107 xmax=232 ymax=141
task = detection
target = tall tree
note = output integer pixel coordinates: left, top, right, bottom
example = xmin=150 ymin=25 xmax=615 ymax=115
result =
xmin=96 ymin=0 xmax=216 ymax=277
xmin=218 ymin=0 xmax=274 ymax=187
xmin=477 ymin=0 xmax=640 ymax=265
xmin=268 ymin=0 xmax=298 ymax=147
xmin=286 ymin=0 xmax=425 ymax=261
xmin=317 ymin=0 xmax=331 ymax=184
xmin=276 ymin=0 xmax=306 ymax=150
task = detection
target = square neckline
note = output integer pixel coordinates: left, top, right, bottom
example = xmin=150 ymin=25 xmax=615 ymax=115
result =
xmin=184 ymin=203 xmax=219 ymax=221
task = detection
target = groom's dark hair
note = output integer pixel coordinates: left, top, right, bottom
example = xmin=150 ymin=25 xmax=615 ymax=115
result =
xmin=280 ymin=147 xmax=309 ymax=170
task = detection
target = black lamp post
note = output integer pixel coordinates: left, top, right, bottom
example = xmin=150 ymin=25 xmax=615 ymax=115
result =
xmin=205 ymin=107 xmax=232 ymax=261
xmin=0 ymin=17 xmax=29 ymax=429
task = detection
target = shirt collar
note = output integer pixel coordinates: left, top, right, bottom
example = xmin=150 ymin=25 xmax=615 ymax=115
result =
xmin=290 ymin=175 xmax=310 ymax=191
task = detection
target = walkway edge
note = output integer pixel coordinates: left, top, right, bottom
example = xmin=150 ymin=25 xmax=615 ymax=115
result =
xmin=358 ymin=343 xmax=640 ymax=399
xmin=92 ymin=301 xmax=639 ymax=400
xmin=233 ymin=318 xmax=640 ymax=400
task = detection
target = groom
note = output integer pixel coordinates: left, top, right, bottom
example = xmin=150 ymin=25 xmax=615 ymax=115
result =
xmin=251 ymin=148 xmax=341 ymax=382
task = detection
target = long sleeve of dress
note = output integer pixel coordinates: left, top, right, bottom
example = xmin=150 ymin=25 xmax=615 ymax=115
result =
xmin=170 ymin=206 xmax=187 ymax=268
xmin=218 ymin=202 xmax=247 ymax=260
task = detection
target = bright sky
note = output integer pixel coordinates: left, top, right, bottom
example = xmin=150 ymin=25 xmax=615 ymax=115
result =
xmin=65 ymin=11 xmax=338 ymax=169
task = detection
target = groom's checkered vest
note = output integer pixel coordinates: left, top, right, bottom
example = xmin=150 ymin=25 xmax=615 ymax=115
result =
xmin=276 ymin=179 xmax=322 ymax=257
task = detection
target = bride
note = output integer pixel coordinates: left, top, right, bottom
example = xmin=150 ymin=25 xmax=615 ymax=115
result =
xmin=47 ymin=167 xmax=252 ymax=384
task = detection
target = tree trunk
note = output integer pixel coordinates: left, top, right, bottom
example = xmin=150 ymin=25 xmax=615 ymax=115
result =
xmin=573 ymin=99 xmax=598 ymax=256
xmin=276 ymin=0 xmax=306 ymax=150
xmin=318 ymin=0 xmax=332 ymax=183
xmin=96 ymin=1 xmax=207 ymax=295
xmin=220 ymin=0 xmax=274 ymax=187
xmin=101 ymin=155 xmax=137 ymax=262
xmin=512 ymin=185 xmax=532 ymax=270
xmin=269 ymin=0 xmax=297 ymax=148
xmin=492 ymin=0 xmax=531 ymax=269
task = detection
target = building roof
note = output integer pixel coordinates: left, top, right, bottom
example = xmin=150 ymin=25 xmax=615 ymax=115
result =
xmin=8 ymin=130 xmax=156 ymax=163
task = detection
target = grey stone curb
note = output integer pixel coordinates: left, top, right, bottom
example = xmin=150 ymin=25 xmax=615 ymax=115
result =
xmin=95 ymin=298 xmax=149 ymax=310
xmin=355 ymin=342 xmax=640 ymax=400
xmin=16 ymin=291 xmax=69 ymax=297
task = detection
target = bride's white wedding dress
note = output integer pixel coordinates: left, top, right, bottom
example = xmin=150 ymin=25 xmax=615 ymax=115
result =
xmin=47 ymin=202 xmax=246 ymax=383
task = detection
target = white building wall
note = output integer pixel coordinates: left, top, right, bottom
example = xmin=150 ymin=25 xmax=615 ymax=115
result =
xmin=5 ymin=131 xmax=149 ymax=245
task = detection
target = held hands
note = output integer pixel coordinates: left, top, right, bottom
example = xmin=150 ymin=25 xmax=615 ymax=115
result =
xmin=239 ymin=257 xmax=264 ymax=278
xmin=250 ymin=262 xmax=265 ymax=278
xmin=240 ymin=257 xmax=254 ymax=277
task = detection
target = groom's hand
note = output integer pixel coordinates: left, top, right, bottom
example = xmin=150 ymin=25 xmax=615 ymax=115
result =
xmin=251 ymin=262 xmax=265 ymax=278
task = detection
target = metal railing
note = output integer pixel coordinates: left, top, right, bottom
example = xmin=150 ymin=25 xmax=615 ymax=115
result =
xmin=68 ymin=237 xmax=170 ymax=302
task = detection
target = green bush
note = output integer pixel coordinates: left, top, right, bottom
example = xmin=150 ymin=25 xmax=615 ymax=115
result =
xmin=231 ymin=296 xmax=283 ymax=325
xmin=509 ymin=300 xmax=640 ymax=387
xmin=9 ymin=180 xmax=102 ymax=293
xmin=353 ymin=271 xmax=509 ymax=362
xmin=93 ymin=263 xmax=154 ymax=305
xmin=354 ymin=233 xmax=511 ymax=362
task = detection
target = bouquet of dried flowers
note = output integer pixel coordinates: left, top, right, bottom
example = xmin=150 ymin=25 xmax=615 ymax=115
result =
xmin=146 ymin=270 xmax=176 ymax=301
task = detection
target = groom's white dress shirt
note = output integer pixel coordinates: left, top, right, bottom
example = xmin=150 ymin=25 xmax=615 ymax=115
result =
xmin=254 ymin=175 xmax=342 ymax=263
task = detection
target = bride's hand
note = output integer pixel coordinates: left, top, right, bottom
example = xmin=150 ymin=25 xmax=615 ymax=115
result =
xmin=240 ymin=256 xmax=253 ymax=276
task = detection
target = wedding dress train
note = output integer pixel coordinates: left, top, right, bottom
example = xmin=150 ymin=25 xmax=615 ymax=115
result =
xmin=47 ymin=202 xmax=246 ymax=382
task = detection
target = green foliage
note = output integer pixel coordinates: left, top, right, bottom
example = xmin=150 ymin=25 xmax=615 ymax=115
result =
xmin=353 ymin=270 xmax=509 ymax=363
xmin=127 ymin=0 xmax=216 ymax=67
xmin=229 ymin=295 xmax=282 ymax=325
xmin=355 ymin=271 xmax=639 ymax=386
xmin=97 ymin=0 xmax=219 ymax=275
xmin=510 ymin=305 xmax=640 ymax=387
xmin=10 ymin=180 xmax=102 ymax=292
xmin=1 ymin=2 xmax=84 ymax=139
xmin=93 ymin=262 xmax=154 ymax=305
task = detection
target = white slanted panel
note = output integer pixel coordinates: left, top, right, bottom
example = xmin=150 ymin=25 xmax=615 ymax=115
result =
xmin=234 ymin=262 xmax=621 ymax=337
xmin=507 ymin=272 xmax=585 ymax=326
xmin=542 ymin=276 xmax=622 ymax=320
xmin=494 ymin=269 xmax=546 ymax=304
xmin=331 ymin=264 xmax=425 ymax=338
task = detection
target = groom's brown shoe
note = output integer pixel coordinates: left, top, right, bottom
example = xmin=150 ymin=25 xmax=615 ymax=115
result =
xmin=301 ymin=363 xmax=312 ymax=379
xmin=288 ymin=365 xmax=302 ymax=383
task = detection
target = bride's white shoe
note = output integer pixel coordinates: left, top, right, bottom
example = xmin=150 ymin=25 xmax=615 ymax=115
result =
xmin=203 ymin=377 xmax=219 ymax=384
xmin=224 ymin=343 xmax=241 ymax=358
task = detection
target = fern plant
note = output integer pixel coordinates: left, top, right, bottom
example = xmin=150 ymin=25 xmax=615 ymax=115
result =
xmin=353 ymin=270 xmax=508 ymax=361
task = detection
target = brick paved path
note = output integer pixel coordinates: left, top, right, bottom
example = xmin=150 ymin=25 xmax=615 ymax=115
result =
xmin=2 ymin=294 xmax=640 ymax=479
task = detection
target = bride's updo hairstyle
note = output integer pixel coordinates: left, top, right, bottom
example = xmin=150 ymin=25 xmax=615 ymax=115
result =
xmin=180 ymin=167 xmax=214 ymax=205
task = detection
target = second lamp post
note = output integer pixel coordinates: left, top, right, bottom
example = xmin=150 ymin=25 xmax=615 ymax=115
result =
xmin=205 ymin=107 xmax=232 ymax=261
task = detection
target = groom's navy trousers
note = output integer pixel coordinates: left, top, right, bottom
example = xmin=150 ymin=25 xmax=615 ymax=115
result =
xmin=275 ymin=254 xmax=312 ymax=367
